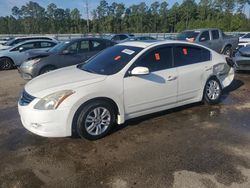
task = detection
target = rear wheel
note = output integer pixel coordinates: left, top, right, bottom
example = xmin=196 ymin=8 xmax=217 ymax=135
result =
xmin=39 ymin=66 xmax=56 ymax=75
xmin=75 ymin=100 xmax=116 ymax=140
xmin=0 ymin=57 xmax=14 ymax=70
xmin=204 ymin=78 xmax=222 ymax=105
xmin=223 ymin=46 xmax=232 ymax=57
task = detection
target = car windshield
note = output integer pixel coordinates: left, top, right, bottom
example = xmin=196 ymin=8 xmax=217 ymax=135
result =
xmin=176 ymin=31 xmax=200 ymax=41
xmin=242 ymin=33 xmax=250 ymax=38
xmin=79 ymin=45 xmax=143 ymax=75
xmin=48 ymin=41 xmax=67 ymax=53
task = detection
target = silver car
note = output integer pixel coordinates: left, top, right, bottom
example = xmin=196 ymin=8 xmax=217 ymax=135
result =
xmin=0 ymin=39 xmax=57 ymax=70
xmin=234 ymin=46 xmax=250 ymax=71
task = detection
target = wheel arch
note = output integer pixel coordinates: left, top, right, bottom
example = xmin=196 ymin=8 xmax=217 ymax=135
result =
xmin=221 ymin=44 xmax=232 ymax=53
xmin=71 ymin=97 xmax=121 ymax=136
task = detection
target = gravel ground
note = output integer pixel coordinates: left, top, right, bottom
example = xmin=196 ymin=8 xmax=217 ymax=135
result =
xmin=0 ymin=69 xmax=250 ymax=188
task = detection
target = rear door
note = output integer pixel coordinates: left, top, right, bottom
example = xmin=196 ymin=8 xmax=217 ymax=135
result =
xmin=173 ymin=44 xmax=211 ymax=104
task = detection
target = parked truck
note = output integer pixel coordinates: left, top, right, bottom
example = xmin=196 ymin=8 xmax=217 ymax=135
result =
xmin=176 ymin=28 xmax=239 ymax=56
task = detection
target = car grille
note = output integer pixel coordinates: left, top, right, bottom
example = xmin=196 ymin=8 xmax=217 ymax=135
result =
xmin=19 ymin=90 xmax=35 ymax=106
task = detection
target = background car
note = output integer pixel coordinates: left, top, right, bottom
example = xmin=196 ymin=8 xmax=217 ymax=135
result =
xmin=0 ymin=39 xmax=57 ymax=70
xmin=238 ymin=33 xmax=250 ymax=49
xmin=233 ymin=46 xmax=250 ymax=71
xmin=126 ymin=36 xmax=156 ymax=41
xmin=18 ymin=40 xmax=234 ymax=140
xmin=18 ymin=38 xmax=116 ymax=79
xmin=0 ymin=37 xmax=14 ymax=45
xmin=0 ymin=36 xmax=57 ymax=50
xmin=176 ymin=28 xmax=239 ymax=56
xmin=110 ymin=34 xmax=135 ymax=43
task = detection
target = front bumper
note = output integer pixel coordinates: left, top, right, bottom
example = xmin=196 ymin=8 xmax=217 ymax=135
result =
xmin=18 ymin=66 xmax=35 ymax=80
xmin=233 ymin=56 xmax=250 ymax=71
xmin=18 ymin=101 xmax=72 ymax=137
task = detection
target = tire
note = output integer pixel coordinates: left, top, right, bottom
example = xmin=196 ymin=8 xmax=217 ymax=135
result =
xmin=39 ymin=66 xmax=56 ymax=75
xmin=204 ymin=77 xmax=222 ymax=105
xmin=223 ymin=46 xmax=232 ymax=57
xmin=75 ymin=100 xmax=116 ymax=140
xmin=0 ymin=57 xmax=14 ymax=70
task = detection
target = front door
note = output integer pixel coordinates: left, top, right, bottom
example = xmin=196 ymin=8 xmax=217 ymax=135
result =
xmin=123 ymin=46 xmax=178 ymax=117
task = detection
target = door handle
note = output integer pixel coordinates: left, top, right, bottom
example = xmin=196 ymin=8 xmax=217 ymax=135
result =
xmin=166 ymin=75 xmax=178 ymax=81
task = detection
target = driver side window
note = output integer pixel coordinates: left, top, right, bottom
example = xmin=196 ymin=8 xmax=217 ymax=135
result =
xmin=133 ymin=46 xmax=173 ymax=72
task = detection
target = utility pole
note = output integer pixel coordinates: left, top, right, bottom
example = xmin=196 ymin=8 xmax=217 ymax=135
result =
xmin=85 ymin=0 xmax=90 ymax=33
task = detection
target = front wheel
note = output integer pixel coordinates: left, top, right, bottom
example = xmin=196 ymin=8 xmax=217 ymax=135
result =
xmin=204 ymin=78 xmax=222 ymax=105
xmin=75 ymin=101 xmax=116 ymax=140
xmin=0 ymin=57 xmax=14 ymax=70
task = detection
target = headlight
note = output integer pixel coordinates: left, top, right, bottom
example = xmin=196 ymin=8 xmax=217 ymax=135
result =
xmin=34 ymin=90 xmax=75 ymax=110
xmin=22 ymin=59 xmax=41 ymax=67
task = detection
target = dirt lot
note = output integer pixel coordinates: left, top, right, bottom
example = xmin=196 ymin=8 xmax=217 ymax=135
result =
xmin=0 ymin=70 xmax=250 ymax=188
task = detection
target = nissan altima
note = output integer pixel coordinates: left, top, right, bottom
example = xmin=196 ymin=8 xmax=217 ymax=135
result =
xmin=18 ymin=41 xmax=235 ymax=140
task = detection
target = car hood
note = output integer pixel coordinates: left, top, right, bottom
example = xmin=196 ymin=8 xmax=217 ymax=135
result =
xmin=25 ymin=66 xmax=107 ymax=98
xmin=26 ymin=50 xmax=52 ymax=60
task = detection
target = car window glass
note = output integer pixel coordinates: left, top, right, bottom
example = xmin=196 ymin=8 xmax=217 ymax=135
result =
xmin=91 ymin=41 xmax=105 ymax=51
xmin=112 ymin=35 xmax=120 ymax=40
xmin=40 ymin=42 xmax=54 ymax=48
xmin=119 ymin=35 xmax=128 ymax=40
xmin=80 ymin=45 xmax=143 ymax=75
xmin=66 ymin=42 xmax=78 ymax=53
xmin=199 ymin=31 xmax=210 ymax=42
xmin=133 ymin=47 xmax=172 ymax=72
xmin=20 ymin=42 xmax=36 ymax=50
xmin=79 ymin=40 xmax=90 ymax=53
xmin=243 ymin=33 xmax=250 ymax=38
xmin=212 ymin=30 xmax=219 ymax=40
xmin=174 ymin=45 xmax=211 ymax=67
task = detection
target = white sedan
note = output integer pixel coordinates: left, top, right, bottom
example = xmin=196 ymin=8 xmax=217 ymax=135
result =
xmin=18 ymin=41 xmax=235 ymax=140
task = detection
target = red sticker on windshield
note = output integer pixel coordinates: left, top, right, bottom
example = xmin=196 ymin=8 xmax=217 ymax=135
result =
xmin=183 ymin=48 xmax=188 ymax=55
xmin=155 ymin=53 xmax=160 ymax=61
xmin=114 ymin=56 xmax=121 ymax=61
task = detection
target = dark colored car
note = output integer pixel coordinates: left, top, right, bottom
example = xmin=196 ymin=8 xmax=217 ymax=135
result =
xmin=18 ymin=38 xmax=116 ymax=79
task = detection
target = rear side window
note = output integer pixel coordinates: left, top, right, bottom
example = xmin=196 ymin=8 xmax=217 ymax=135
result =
xmin=119 ymin=35 xmax=128 ymax=40
xmin=91 ymin=40 xmax=106 ymax=51
xmin=40 ymin=42 xmax=55 ymax=48
xmin=174 ymin=45 xmax=211 ymax=67
xmin=199 ymin=31 xmax=210 ymax=42
xmin=133 ymin=47 xmax=173 ymax=72
xmin=212 ymin=30 xmax=219 ymax=40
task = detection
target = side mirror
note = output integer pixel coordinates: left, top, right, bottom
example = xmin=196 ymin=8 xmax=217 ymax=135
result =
xmin=19 ymin=47 xmax=24 ymax=52
xmin=130 ymin=66 xmax=149 ymax=76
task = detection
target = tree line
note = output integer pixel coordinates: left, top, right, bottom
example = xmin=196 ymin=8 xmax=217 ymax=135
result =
xmin=0 ymin=0 xmax=250 ymax=34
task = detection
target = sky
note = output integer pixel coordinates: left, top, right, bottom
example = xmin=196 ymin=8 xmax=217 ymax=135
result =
xmin=0 ymin=0 xmax=180 ymax=18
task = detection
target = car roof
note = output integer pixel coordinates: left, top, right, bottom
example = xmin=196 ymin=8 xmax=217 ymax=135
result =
xmin=117 ymin=40 xmax=212 ymax=50
xmin=184 ymin=28 xmax=220 ymax=32
xmin=69 ymin=37 xmax=112 ymax=42
xmin=14 ymin=36 xmax=54 ymax=39
xmin=13 ymin=39 xmax=57 ymax=46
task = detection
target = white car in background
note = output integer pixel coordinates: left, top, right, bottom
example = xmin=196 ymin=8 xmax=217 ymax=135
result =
xmin=238 ymin=33 xmax=250 ymax=48
xmin=0 ymin=39 xmax=57 ymax=70
xmin=18 ymin=41 xmax=235 ymax=140
xmin=0 ymin=36 xmax=57 ymax=50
